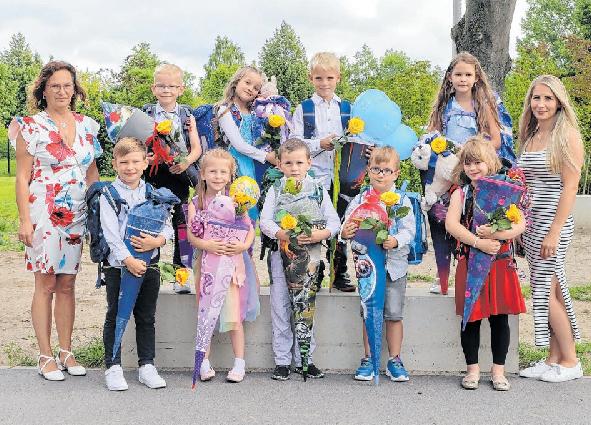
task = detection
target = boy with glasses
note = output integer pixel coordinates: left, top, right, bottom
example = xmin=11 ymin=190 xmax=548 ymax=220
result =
xmin=143 ymin=64 xmax=202 ymax=294
xmin=340 ymin=146 xmax=415 ymax=382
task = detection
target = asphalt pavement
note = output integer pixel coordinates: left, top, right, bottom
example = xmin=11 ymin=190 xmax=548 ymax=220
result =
xmin=1 ymin=368 xmax=590 ymax=424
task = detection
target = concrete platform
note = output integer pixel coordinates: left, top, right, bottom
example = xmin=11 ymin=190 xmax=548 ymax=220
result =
xmin=122 ymin=286 xmax=519 ymax=373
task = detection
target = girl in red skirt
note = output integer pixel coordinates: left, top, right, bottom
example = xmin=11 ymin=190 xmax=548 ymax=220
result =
xmin=446 ymin=136 xmax=526 ymax=391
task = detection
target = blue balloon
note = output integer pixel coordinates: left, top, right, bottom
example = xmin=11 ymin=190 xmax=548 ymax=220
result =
xmin=376 ymin=124 xmax=418 ymax=160
xmin=352 ymin=90 xmax=402 ymax=143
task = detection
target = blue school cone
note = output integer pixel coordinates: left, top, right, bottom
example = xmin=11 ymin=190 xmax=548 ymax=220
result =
xmin=352 ymin=228 xmax=387 ymax=386
xmin=111 ymin=198 xmax=170 ymax=361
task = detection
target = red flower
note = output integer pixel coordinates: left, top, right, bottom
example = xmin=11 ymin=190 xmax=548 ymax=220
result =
xmin=108 ymin=111 xmax=121 ymax=122
xmin=23 ymin=116 xmax=35 ymax=125
xmin=73 ymin=113 xmax=84 ymax=122
xmin=66 ymin=234 xmax=82 ymax=245
xmin=49 ymin=207 xmax=75 ymax=227
xmin=47 ymin=266 xmax=55 ymax=275
xmin=27 ymin=262 xmax=33 ymax=271
xmin=29 ymin=194 xmax=37 ymax=203
xmin=85 ymin=133 xmax=94 ymax=145
xmin=33 ymin=168 xmax=42 ymax=179
xmin=46 ymin=135 xmax=74 ymax=161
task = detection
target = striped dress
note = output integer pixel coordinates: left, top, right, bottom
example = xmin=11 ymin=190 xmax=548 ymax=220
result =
xmin=517 ymin=148 xmax=580 ymax=346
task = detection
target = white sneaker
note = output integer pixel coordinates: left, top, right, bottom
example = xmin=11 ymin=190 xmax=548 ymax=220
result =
xmin=429 ymin=278 xmax=442 ymax=294
xmin=540 ymin=360 xmax=583 ymax=383
xmin=519 ymin=358 xmax=551 ymax=379
xmin=173 ymin=281 xmax=191 ymax=294
xmin=138 ymin=364 xmax=166 ymax=389
xmin=105 ymin=365 xmax=128 ymax=391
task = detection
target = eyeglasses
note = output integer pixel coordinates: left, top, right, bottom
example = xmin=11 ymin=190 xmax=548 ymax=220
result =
xmin=369 ymin=166 xmax=395 ymax=176
xmin=48 ymin=84 xmax=74 ymax=93
xmin=154 ymin=84 xmax=181 ymax=91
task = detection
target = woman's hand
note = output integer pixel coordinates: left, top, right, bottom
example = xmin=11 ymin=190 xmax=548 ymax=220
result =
xmin=540 ymin=228 xmax=560 ymax=260
xmin=476 ymin=238 xmax=501 ymax=256
xmin=18 ymin=219 xmax=34 ymax=248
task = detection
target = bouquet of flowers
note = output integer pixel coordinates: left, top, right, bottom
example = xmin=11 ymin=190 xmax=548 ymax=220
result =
xmin=255 ymin=114 xmax=286 ymax=156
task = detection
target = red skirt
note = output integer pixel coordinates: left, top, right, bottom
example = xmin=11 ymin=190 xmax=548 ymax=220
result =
xmin=455 ymin=252 xmax=526 ymax=322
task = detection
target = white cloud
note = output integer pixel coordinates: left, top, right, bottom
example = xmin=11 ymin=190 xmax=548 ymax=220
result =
xmin=0 ymin=0 xmax=527 ymax=83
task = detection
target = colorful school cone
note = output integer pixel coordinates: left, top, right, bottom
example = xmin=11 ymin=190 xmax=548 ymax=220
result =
xmin=348 ymin=195 xmax=389 ymax=386
xmin=191 ymin=196 xmax=251 ymax=388
xmin=462 ymin=175 xmax=525 ymax=330
xmin=279 ymin=237 xmax=323 ymax=381
xmin=111 ymin=188 xmax=179 ymax=360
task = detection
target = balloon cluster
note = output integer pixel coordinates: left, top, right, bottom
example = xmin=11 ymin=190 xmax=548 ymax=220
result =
xmin=351 ymin=89 xmax=418 ymax=160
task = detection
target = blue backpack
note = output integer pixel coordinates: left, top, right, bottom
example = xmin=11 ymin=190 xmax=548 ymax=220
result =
xmin=442 ymin=93 xmax=517 ymax=163
xmin=397 ymin=181 xmax=428 ymax=265
xmin=301 ymin=98 xmax=351 ymax=138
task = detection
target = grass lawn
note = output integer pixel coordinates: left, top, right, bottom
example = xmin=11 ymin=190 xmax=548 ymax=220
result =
xmin=0 ymin=177 xmax=21 ymax=251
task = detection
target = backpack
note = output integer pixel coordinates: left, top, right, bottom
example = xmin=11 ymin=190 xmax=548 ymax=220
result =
xmin=301 ymin=98 xmax=351 ymax=139
xmin=397 ymin=181 xmax=428 ymax=265
xmin=442 ymin=93 xmax=517 ymax=163
xmin=193 ymin=104 xmax=225 ymax=154
xmin=86 ymin=181 xmax=167 ymax=288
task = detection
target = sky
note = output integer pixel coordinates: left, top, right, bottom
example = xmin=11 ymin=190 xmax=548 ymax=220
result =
xmin=0 ymin=0 xmax=528 ymax=84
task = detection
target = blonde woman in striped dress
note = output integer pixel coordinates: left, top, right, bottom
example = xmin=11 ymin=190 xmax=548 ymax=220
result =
xmin=516 ymin=75 xmax=584 ymax=382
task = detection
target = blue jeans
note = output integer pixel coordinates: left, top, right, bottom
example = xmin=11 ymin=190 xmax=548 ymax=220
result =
xmin=103 ymin=257 xmax=161 ymax=368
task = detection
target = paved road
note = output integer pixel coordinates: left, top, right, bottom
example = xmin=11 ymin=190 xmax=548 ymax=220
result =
xmin=1 ymin=368 xmax=590 ymax=424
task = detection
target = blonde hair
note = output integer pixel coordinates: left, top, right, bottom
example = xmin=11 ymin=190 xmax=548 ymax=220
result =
xmin=451 ymin=135 xmax=501 ymax=185
xmin=518 ymin=75 xmax=580 ymax=173
xmin=309 ymin=52 xmax=340 ymax=73
xmin=368 ymin=146 xmax=400 ymax=170
xmin=153 ymin=64 xmax=183 ymax=83
xmin=215 ymin=66 xmax=262 ymax=116
xmin=278 ymin=138 xmax=310 ymax=160
xmin=113 ymin=137 xmax=147 ymax=159
xmin=195 ymin=149 xmax=237 ymax=211
xmin=428 ymin=52 xmax=499 ymax=135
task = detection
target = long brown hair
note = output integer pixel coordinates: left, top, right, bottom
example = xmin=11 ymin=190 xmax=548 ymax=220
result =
xmin=194 ymin=149 xmax=237 ymax=211
xmin=518 ymin=75 xmax=581 ymax=173
xmin=428 ymin=52 xmax=499 ymax=135
xmin=28 ymin=61 xmax=87 ymax=112
xmin=450 ymin=135 xmax=501 ymax=185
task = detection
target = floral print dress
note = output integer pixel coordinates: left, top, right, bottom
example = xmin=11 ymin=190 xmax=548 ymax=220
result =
xmin=9 ymin=111 xmax=102 ymax=274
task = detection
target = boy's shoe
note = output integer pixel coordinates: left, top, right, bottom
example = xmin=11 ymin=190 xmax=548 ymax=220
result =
xmin=333 ymin=273 xmax=356 ymax=292
xmin=173 ymin=281 xmax=191 ymax=294
xmin=540 ymin=360 xmax=583 ymax=383
xmin=271 ymin=365 xmax=291 ymax=381
xmin=519 ymin=358 xmax=551 ymax=379
xmin=105 ymin=365 xmax=128 ymax=391
xmin=429 ymin=278 xmax=442 ymax=294
xmin=294 ymin=363 xmax=324 ymax=378
xmin=355 ymin=356 xmax=375 ymax=381
xmin=138 ymin=364 xmax=166 ymax=389
xmin=386 ymin=356 xmax=409 ymax=382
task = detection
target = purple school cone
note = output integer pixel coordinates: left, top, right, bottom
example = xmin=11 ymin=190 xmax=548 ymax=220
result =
xmin=191 ymin=196 xmax=250 ymax=388
xmin=462 ymin=176 xmax=524 ymax=330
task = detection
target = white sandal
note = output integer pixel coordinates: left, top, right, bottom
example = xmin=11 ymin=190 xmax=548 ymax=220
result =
xmin=55 ymin=348 xmax=86 ymax=376
xmin=38 ymin=354 xmax=65 ymax=381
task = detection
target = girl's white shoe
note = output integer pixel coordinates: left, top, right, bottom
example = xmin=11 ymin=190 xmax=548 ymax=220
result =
xmin=38 ymin=354 xmax=65 ymax=381
xmin=55 ymin=348 xmax=86 ymax=376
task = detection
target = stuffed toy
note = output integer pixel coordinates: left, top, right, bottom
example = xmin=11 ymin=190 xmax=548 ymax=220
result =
xmin=411 ymin=131 xmax=458 ymax=212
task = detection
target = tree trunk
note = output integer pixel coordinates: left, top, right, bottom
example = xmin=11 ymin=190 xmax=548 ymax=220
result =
xmin=451 ymin=0 xmax=517 ymax=95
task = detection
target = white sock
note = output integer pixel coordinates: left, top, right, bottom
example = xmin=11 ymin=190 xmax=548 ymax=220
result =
xmin=200 ymin=359 xmax=212 ymax=375
xmin=231 ymin=358 xmax=245 ymax=375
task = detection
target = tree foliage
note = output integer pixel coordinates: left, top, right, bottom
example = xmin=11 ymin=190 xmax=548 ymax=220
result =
xmin=258 ymin=21 xmax=312 ymax=106
xmin=0 ymin=33 xmax=43 ymax=126
xmin=198 ymin=37 xmax=245 ymax=104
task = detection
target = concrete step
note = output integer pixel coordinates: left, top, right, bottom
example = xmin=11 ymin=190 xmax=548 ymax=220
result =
xmin=122 ymin=286 xmax=519 ymax=373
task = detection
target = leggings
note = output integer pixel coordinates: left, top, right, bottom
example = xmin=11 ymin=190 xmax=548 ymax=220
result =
xmin=461 ymin=314 xmax=510 ymax=366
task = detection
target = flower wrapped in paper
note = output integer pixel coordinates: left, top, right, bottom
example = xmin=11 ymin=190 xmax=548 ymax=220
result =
xmin=462 ymin=169 xmax=528 ymax=330
xmin=190 ymin=183 xmax=260 ymax=388
xmin=274 ymin=176 xmax=324 ymax=381
xmin=101 ymin=101 xmax=199 ymax=186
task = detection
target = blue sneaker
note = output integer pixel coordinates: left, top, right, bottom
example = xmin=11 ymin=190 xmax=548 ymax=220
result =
xmin=386 ymin=356 xmax=409 ymax=382
xmin=354 ymin=356 xmax=375 ymax=381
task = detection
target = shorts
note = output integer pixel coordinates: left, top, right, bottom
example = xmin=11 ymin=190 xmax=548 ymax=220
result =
xmin=359 ymin=274 xmax=407 ymax=322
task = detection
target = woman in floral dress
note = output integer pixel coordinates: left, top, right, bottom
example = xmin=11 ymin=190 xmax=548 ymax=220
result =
xmin=9 ymin=61 xmax=102 ymax=381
